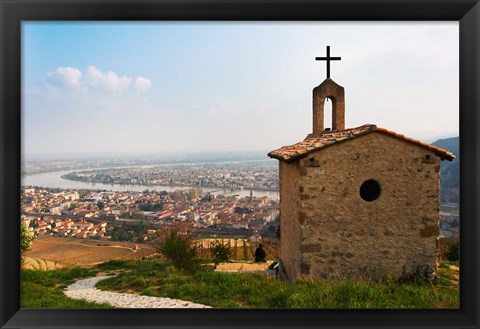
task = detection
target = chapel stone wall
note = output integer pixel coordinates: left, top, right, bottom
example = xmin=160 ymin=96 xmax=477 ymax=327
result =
xmin=281 ymin=132 xmax=440 ymax=280
xmin=278 ymin=161 xmax=302 ymax=280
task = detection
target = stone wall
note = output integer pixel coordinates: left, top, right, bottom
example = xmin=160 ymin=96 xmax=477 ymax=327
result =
xmin=279 ymin=161 xmax=302 ymax=280
xmin=282 ymin=132 xmax=441 ymax=281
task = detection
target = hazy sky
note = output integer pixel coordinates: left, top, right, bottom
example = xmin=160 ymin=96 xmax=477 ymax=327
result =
xmin=22 ymin=22 xmax=459 ymax=156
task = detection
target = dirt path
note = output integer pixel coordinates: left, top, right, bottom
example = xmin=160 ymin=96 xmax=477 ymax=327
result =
xmin=449 ymin=265 xmax=459 ymax=283
xmin=215 ymin=261 xmax=273 ymax=272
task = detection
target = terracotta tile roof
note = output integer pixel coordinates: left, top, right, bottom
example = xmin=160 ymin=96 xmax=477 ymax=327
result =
xmin=268 ymin=124 xmax=455 ymax=162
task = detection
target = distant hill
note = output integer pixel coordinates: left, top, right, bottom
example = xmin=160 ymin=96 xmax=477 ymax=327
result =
xmin=432 ymin=137 xmax=459 ymax=203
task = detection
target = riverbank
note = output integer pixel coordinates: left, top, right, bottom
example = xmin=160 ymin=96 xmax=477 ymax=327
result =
xmin=61 ymin=172 xmax=278 ymax=193
xmin=23 ymin=169 xmax=280 ymax=199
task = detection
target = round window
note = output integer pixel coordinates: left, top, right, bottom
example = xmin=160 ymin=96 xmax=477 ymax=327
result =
xmin=360 ymin=179 xmax=381 ymax=202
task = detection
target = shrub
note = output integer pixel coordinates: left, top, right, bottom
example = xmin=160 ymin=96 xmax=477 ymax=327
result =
xmin=210 ymin=241 xmax=231 ymax=268
xmin=398 ymin=265 xmax=435 ymax=283
xmin=155 ymin=226 xmax=199 ymax=273
xmin=20 ymin=221 xmax=36 ymax=265
xmin=445 ymin=243 xmax=460 ymax=261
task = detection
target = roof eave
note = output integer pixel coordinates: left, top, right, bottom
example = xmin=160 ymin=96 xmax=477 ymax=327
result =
xmin=437 ymin=153 xmax=456 ymax=162
xmin=267 ymin=152 xmax=300 ymax=163
xmin=268 ymin=125 xmax=457 ymax=163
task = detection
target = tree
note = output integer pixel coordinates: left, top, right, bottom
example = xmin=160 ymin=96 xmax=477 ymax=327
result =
xmin=187 ymin=188 xmax=202 ymax=201
xmin=201 ymin=195 xmax=213 ymax=202
xmin=445 ymin=242 xmax=460 ymax=261
xmin=139 ymin=203 xmax=164 ymax=212
xmin=170 ymin=190 xmax=186 ymax=201
xmin=155 ymin=226 xmax=199 ymax=273
xmin=210 ymin=241 xmax=231 ymax=269
xmin=20 ymin=221 xmax=36 ymax=265
xmin=235 ymin=207 xmax=251 ymax=214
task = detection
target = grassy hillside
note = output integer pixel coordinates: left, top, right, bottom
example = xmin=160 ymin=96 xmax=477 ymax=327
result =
xmin=21 ymin=258 xmax=458 ymax=309
xmin=94 ymin=259 xmax=458 ymax=308
xmin=21 ymin=267 xmax=112 ymax=308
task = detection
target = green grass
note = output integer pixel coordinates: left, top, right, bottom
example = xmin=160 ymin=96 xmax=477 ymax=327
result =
xmin=448 ymin=260 xmax=460 ymax=267
xmin=21 ymin=267 xmax=113 ymax=308
xmin=20 ymin=259 xmax=459 ymax=309
xmin=95 ymin=259 xmax=460 ymax=309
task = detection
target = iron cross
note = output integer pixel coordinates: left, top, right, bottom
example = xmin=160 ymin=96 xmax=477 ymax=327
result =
xmin=315 ymin=46 xmax=341 ymax=79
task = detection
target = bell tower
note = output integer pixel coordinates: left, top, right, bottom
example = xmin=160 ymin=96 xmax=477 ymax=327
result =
xmin=311 ymin=46 xmax=345 ymax=135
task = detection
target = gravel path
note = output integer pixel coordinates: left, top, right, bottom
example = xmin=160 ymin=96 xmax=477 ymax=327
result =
xmin=64 ymin=276 xmax=211 ymax=308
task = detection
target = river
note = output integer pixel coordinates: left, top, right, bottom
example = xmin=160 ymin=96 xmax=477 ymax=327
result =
xmin=22 ymin=169 xmax=280 ymax=200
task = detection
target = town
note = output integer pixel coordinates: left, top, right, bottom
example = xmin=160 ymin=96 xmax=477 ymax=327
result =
xmin=60 ymin=161 xmax=279 ymax=191
xmin=21 ymin=151 xmax=270 ymax=175
xmin=22 ymin=184 xmax=459 ymax=244
xmin=21 ymin=187 xmax=280 ymax=243
xmin=440 ymin=207 xmax=460 ymax=239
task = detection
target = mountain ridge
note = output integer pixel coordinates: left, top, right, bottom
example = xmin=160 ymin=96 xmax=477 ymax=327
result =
xmin=432 ymin=136 xmax=459 ymax=203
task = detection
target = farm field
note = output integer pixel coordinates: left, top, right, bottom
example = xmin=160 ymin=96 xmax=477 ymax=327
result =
xmin=25 ymin=236 xmax=157 ymax=268
xmin=24 ymin=236 xmax=279 ymax=270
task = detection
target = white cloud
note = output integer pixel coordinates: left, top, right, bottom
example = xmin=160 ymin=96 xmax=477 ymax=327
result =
xmin=86 ymin=65 xmax=103 ymax=86
xmin=134 ymin=76 xmax=152 ymax=93
xmin=102 ymin=70 xmax=132 ymax=92
xmin=47 ymin=67 xmax=83 ymax=87
xmin=47 ymin=65 xmax=151 ymax=94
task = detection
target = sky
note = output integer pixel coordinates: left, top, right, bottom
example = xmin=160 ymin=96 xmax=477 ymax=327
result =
xmin=22 ymin=22 xmax=459 ymax=156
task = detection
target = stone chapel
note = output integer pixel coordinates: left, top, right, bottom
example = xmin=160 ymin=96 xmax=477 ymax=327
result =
xmin=268 ymin=47 xmax=455 ymax=281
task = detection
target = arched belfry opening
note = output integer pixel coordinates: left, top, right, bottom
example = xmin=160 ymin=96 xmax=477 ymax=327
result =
xmin=311 ymin=46 xmax=345 ymax=136
xmin=323 ymin=97 xmax=333 ymax=130
xmin=312 ymin=79 xmax=345 ymax=135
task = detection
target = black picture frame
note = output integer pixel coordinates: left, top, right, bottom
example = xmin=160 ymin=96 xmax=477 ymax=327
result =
xmin=1 ymin=0 xmax=478 ymax=328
